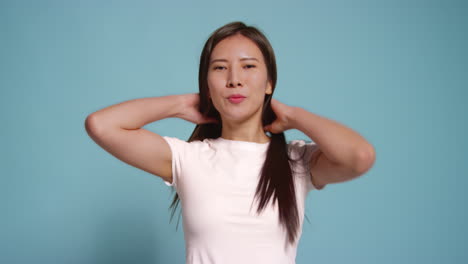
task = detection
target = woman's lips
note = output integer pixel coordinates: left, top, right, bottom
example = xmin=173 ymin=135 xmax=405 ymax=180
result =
xmin=228 ymin=97 xmax=245 ymax=104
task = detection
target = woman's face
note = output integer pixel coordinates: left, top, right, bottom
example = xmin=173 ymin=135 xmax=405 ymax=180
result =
xmin=207 ymin=34 xmax=272 ymax=123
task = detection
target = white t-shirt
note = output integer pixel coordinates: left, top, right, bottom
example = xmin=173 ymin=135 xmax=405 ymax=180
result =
xmin=162 ymin=136 xmax=321 ymax=264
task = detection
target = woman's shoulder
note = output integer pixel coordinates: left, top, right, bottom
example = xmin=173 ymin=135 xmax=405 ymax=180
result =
xmin=161 ymin=135 xmax=216 ymax=150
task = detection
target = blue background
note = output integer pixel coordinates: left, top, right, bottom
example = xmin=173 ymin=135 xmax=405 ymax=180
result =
xmin=1 ymin=0 xmax=467 ymax=263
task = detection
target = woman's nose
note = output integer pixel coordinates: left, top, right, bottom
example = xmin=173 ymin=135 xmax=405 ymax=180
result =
xmin=227 ymin=68 xmax=242 ymax=88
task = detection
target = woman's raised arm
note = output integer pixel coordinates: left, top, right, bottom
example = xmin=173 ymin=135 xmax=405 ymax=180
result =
xmin=84 ymin=94 xmax=213 ymax=183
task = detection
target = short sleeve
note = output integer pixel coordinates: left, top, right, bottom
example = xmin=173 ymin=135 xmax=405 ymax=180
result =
xmin=288 ymin=139 xmax=325 ymax=192
xmin=161 ymin=136 xmax=189 ymax=188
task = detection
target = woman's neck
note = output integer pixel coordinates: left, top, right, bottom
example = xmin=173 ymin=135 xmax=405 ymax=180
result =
xmin=221 ymin=126 xmax=271 ymax=144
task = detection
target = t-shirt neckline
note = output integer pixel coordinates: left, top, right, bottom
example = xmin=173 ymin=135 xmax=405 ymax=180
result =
xmin=213 ymin=137 xmax=271 ymax=151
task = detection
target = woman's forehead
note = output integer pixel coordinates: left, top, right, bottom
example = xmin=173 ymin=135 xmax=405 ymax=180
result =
xmin=211 ymin=35 xmax=263 ymax=62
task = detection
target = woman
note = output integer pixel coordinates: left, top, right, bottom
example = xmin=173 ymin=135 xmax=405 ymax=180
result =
xmin=85 ymin=21 xmax=376 ymax=264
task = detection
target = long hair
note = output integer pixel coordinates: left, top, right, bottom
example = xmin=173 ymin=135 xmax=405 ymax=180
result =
xmin=168 ymin=21 xmax=309 ymax=246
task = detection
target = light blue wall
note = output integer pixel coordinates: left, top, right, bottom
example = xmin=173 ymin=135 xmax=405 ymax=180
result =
xmin=1 ymin=0 xmax=467 ymax=263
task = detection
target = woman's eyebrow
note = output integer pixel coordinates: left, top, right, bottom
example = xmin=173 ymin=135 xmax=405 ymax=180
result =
xmin=210 ymin=57 xmax=259 ymax=64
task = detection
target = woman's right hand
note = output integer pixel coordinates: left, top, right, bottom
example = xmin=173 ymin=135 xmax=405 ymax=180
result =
xmin=176 ymin=93 xmax=219 ymax=125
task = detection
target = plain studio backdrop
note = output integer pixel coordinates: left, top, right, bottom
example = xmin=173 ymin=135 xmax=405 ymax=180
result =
xmin=1 ymin=0 xmax=467 ymax=263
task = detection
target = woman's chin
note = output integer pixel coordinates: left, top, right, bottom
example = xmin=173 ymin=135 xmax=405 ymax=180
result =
xmin=221 ymin=112 xmax=252 ymax=123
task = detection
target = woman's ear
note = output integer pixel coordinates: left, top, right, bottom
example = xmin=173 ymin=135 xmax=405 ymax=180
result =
xmin=265 ymin=81 xmax=272 ymax=95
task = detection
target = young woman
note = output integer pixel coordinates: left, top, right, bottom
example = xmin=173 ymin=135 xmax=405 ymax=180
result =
xmin=85 ymin=21 xmax=376 ymax=264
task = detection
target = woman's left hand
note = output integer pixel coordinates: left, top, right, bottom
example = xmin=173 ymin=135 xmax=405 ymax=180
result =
xmin=263 ymin=98 xmax=296 ymax=134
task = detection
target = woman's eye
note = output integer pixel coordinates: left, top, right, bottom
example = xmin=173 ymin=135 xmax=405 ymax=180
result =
xmin=213 ymin=65 xmax=255 ymax=70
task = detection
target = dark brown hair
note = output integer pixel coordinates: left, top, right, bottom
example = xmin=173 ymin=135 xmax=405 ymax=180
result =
xmin=168 ymin=21 xmax=309 ymax=245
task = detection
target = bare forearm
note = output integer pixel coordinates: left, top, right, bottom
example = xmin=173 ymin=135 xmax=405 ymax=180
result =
xmin=289 ymin=107 xmax=374 ymax=170
xmin=87 ymin=94 xmax=184 ymax=130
